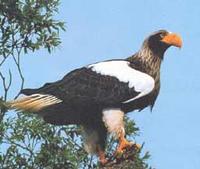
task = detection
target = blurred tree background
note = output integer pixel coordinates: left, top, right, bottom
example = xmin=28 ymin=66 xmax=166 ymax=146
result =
xmin=0 ymin=0 xmax=152 ymax=168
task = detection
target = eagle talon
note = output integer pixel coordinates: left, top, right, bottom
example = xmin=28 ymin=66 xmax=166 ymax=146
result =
xmin=97 ymin=147 xmax=108 ymax=166
xmin=114 ymin=138 xmax=133 ymax=157
xmin=133 ymin=143 xmax=141 ymax=151
xmin=114 ymin=139 xmax=141 ymax=158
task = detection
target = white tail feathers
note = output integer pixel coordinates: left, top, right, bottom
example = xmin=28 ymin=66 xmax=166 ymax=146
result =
xmin=7 ymin=94 xmax=62 ymax=112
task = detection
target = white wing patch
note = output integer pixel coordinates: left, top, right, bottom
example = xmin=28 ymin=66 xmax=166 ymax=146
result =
xmin=87 ymin=60 xmax=155 ymax=103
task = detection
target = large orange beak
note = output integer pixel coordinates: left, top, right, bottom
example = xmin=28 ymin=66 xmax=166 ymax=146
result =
xmin=161 ymin=33 xmax=182 ymax=48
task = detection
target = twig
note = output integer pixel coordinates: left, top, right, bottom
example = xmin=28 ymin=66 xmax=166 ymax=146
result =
xmin=12 ymin=48 xmax=24 ymax=99
xmin=0 ymin=70 xmax=12 ymax=121
xmin=0 ymin=70 xmax=12 ymax=101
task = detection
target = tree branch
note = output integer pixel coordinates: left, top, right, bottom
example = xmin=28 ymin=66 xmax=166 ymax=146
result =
xmin=99 ymin=145 xmax=149 ymax=169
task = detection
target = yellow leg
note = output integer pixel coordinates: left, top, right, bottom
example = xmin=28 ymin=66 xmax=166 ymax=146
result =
xmin=116 ymin=136 xmax=133 ymax=154
xmin=115 ymin=134 xmax=141 ymax=155
xmin=97 ymin=147 xmax=107 ymax=165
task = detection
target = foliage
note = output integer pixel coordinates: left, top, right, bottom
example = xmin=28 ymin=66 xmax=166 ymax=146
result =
xmin=0 ymin=114 xmax=152 ymax=169
xmin=0 ymin=0 xmax=65 ymax=56
xmin=0 ymin=0 xmax=65 ymax=110
xmin=0 ymin=1 xmax=153 ymax=169
xmin=1 ymin=114 xmax=82 ymax=168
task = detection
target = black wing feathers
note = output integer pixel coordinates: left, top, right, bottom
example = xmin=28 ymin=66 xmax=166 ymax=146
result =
xmin=21 ymin=68 xmax=139 ymax=107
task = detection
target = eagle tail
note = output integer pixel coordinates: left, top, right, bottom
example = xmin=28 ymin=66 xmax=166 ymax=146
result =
xmin=7 ymin=94 xmax=62 ymax=112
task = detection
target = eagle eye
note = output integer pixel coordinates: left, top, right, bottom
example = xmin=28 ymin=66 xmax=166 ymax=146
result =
xmin=159 ymin=33 xmax=165 ymax=39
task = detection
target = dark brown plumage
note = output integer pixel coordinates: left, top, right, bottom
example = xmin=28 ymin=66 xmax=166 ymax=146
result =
xmin=6 ymin=30 xmax=182 ymax=164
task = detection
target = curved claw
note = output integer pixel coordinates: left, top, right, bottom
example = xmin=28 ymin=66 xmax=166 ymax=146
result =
xmin=116 ymin=139 xmax=133 ymax=153
xmin=133 ymin=143 xmax=141 ymax=151
xmin=115 ymin=138 xmax=141 ymax=157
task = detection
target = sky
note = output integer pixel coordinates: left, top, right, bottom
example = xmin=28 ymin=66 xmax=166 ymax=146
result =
xmin=4 ymin=0 xmax=200 ymax=169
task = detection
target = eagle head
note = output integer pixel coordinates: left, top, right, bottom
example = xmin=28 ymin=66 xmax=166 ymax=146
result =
xmin=143 ymin=30 xmax=182 ymax=58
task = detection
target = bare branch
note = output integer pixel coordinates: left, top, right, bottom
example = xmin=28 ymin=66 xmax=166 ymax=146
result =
xmin=11 ymin=49 xmax=24 ymax=99
xmin=0 ymin=71 xmax=12 ymax=101
xmin=7 ymin=70 xmax=12 ymax=93
xmin=0 ymin=57 xmax=7 ymax=67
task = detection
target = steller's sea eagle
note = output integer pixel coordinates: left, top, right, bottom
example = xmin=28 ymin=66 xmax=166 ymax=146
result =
xmin=5 ymin=30 xmax=182 ymax=164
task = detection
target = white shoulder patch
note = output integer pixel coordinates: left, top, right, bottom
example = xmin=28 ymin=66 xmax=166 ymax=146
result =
xmin=87 ymin=60 xmax=155 ymax=103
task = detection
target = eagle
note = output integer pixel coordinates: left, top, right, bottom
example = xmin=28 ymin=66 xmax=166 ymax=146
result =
xmin=5 ymin=30 xmax=182 ymax=164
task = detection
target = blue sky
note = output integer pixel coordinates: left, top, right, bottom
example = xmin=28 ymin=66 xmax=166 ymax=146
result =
xmin=6 ymin=0 xmax=200 ymax=168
